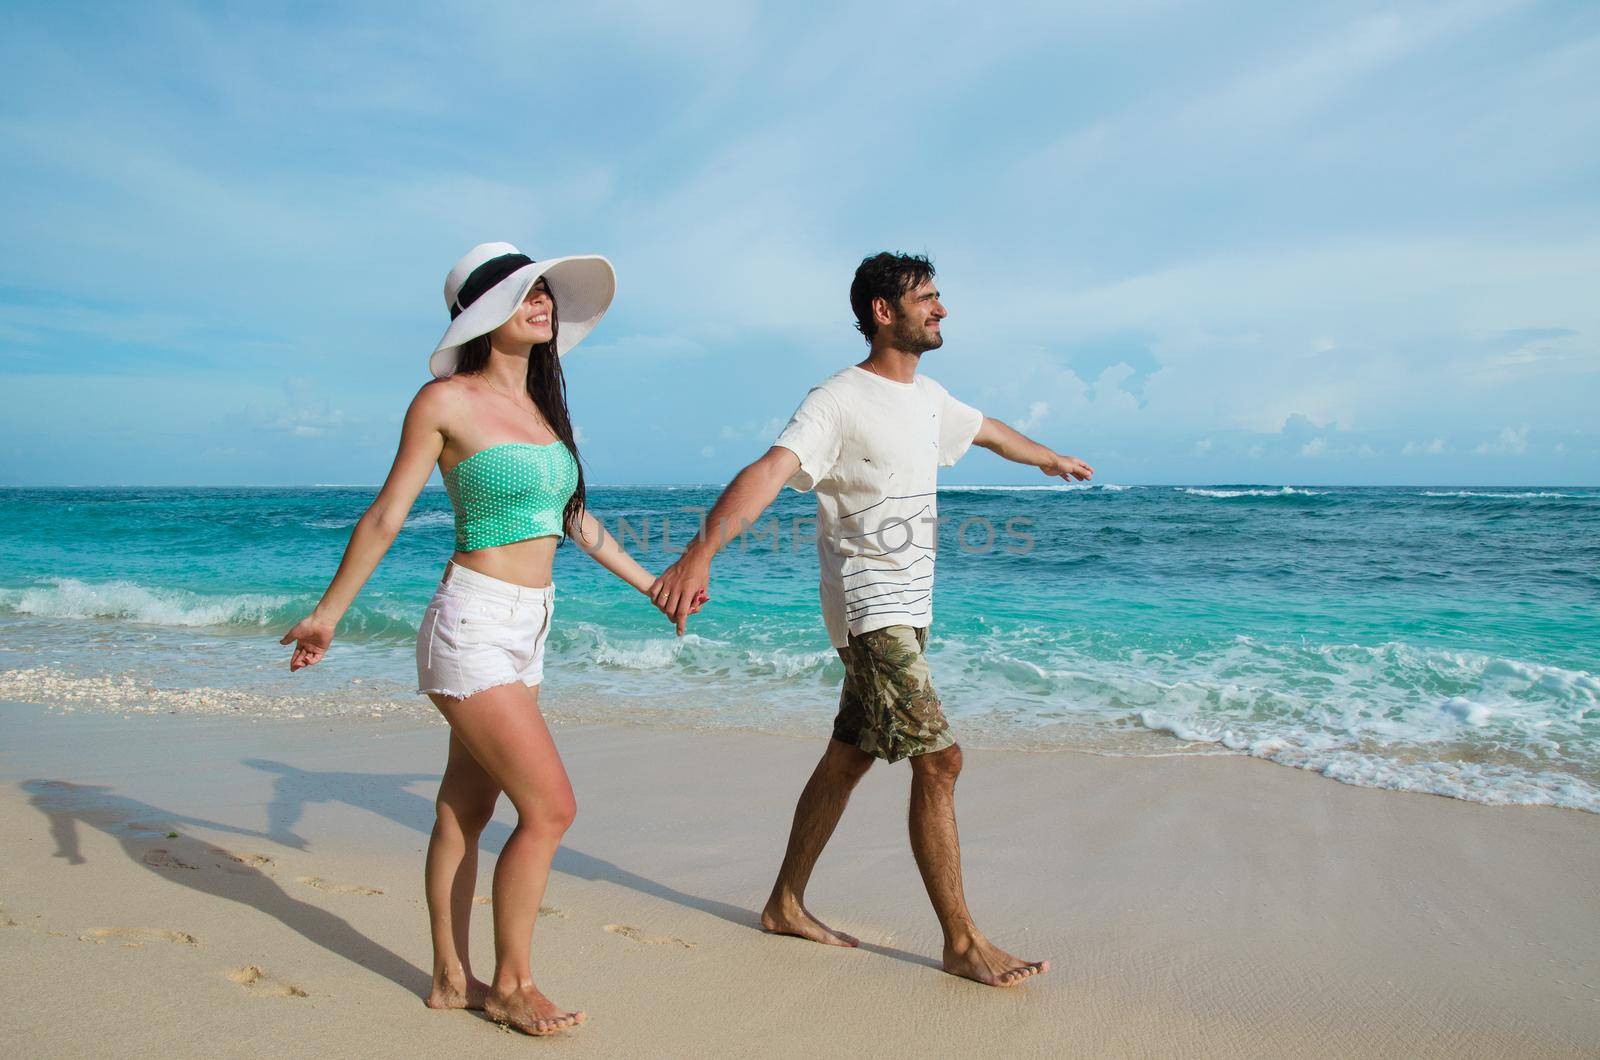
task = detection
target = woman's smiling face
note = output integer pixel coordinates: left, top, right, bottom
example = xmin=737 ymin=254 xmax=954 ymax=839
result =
xmin=490 ymin=277 xmax=555 ymax=347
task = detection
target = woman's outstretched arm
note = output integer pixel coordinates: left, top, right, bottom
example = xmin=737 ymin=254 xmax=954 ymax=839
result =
xmin=280 ymin=383 xmax=451 ymax=670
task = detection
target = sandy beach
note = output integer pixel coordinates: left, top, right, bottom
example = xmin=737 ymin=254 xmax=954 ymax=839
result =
xmin=0 ymin=698 xmax=1595 ymax=1058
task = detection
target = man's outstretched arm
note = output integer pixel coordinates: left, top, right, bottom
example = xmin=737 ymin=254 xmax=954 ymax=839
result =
xmin=650 ymin=446 xmax=801 ymax=634
xmin=972 ymin=418 xmax=1094 ymax=482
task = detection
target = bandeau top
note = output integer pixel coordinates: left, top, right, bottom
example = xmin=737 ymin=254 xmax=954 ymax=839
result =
xmin=441 ymin=441 xmax=578 ymax=552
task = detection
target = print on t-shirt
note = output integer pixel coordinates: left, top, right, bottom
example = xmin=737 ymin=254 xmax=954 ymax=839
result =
xmin=773 ymin=365 xmax=983 ymax=648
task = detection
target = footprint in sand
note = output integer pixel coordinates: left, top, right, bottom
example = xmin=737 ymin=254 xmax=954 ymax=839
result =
xmin=213 ymin=849 xmax=274 ymax=873
xmin=80 ymin=927 xmax=199 ymax=948
xmin=297 ymin=875 xmax=382 ymax=897
xmin=471 ymin=896 xmax=565 ymax=919
xmin=141 ymin=848 xmax=199 ymax=871
xmin=126 ymin=820 xmax=178 ymax=837
xmin=603 ymin=923 xmax=695 ymax=948
xmin=228 ymin=965 xmax=308 ymax=998
xmin=1 ymin=909 xmax=17 ymax=929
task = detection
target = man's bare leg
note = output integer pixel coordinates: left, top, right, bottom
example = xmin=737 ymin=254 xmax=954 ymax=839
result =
xmin=908 ymin=743 xmax=1048 ymax=987
xmin=761 ymin=739 xmax=873 ymax=947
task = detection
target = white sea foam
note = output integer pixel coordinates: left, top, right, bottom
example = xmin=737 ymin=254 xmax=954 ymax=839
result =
xmin=403 ymin=510 xmax=454 ymax=529
xmin=1113 ymin=640 xmax=1600 ymax=811
xmin=560 ymin=624 xmax=837 ymax=682
xmin=1421 ymin=491 xmax=1580 ymax=499
xmin=0 ymin=666 xmax=433 ymax=721
xmin=0 ymin=579 xmax=291 ymax=629
xmin=577 ymin=626 xmax=693 ymax=670
xmin=1178 ymin=486 xmax=1328 ymax=498
xmin=1276 ymin=751 xmax=1599 ymax=811
xmin=303 ymin=509 xmax=451 ymax=531
xmin=740 ymin=647 xmax=837 ymax=679
xmin=1441 ymin=696 xmax=1494 ymax=726
xmin=903 ymin=622 xmax=1600 ymax=810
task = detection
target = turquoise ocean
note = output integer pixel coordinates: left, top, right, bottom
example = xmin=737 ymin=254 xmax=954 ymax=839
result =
xmin=2 ymin=484 xmax=1597 ymax=811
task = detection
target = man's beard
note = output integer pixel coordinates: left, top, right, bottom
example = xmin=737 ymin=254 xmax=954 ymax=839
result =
xmin=890 ymin=315 xmax=943 ymax=353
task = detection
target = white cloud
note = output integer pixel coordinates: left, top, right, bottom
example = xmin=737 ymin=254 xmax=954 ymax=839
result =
xmin=1475 ymin=426 xmax=1529 ymax=455
xmin=1467 ymin=328 xmax=1595 ymax=384
xmin=945 ymin=228 xmax=1599 ymax=446
xmin=718 ymin=417 xmax=785 ymax=444
xmin=1014 ymin=401 xmax=1050 ymax=431
xmin=1402 ymin=438 xmax=1446 ymax=455
xmin=266 ymin=409 xmax=348 ymax=438
xmin=250 ymin=380 xmax=352 ymax=439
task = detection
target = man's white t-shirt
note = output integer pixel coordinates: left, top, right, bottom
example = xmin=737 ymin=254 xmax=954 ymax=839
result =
xmin=773 ymin=365 xmax=985 ymax=648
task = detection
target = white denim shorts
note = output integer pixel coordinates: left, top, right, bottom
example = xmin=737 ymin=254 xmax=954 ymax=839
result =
xmin=415 ymin=562 xmax=555 ymax=700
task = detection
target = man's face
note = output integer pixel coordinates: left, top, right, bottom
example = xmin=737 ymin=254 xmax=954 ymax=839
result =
xmin=885 ymin=277 xmax=947 ymax=353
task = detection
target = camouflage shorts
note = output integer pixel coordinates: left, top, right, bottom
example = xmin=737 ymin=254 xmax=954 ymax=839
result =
xmin=833 ymin=625 xmax=954 ymax=763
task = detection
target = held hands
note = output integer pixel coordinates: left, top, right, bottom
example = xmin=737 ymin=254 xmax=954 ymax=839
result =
xmin=1044 ymin=453 xmax=1095 ymax=483
xmin=280 ymin=614 xmax=335 ymax=671
xmin=649 ymin=554 xmax=711 ymax=636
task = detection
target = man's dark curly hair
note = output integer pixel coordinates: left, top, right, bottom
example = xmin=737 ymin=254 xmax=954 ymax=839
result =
xmin=850 ymin=252 xmax=935 ymax=344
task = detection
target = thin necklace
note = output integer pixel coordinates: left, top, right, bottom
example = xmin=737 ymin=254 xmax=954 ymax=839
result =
xmin=479 ymin=373 xmax=521 ymax=405
xmin=862 ymin=359 xmax=906 ymax=383
xmin=479 ymin=374 xmax=551 ymax=433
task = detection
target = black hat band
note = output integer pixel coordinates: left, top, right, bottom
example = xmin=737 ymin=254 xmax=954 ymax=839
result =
xmin=451 ymin=253 xmax=535 ymax=319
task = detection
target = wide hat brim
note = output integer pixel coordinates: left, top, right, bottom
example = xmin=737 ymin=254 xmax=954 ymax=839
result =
xmin=429 ymin=254 xmax=616 ymax=379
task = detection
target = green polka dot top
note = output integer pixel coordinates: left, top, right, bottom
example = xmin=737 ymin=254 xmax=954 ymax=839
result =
xmin=442 ymin=441 xmax=579 ymax=551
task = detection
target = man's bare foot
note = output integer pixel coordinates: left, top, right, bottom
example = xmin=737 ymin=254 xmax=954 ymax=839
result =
xmin=761 ymin=896 xmax=860 ymax=947
xmin=484 ymin=983 xmax=584 ymax=1036
xmin=424 ymin=973 xmax=490 ymax=1011
xmin=943 ymin=935 xmax=1048 ymax=987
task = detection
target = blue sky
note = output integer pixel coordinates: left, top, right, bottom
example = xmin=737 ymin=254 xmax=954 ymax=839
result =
xmin=2 ymin=0 xmax=1596 ymax=487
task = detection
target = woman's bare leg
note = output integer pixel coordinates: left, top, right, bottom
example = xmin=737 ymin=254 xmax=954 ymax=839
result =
xmin=423 ymin=731 xmax=499 ymax=1010
xmin=431 ymin=683 xmax=581 ymax=1035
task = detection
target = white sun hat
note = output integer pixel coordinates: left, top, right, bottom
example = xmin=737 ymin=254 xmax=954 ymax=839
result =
xmin=429 ymin=241 xmax=616 ymax=378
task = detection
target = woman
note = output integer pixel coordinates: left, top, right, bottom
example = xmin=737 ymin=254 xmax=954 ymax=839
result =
xmin=281 ymin=242 xmax=682 ymax=1036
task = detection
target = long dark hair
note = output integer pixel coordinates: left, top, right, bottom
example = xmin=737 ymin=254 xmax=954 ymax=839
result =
xmin=455 ymin=305 xmax=587 ymax=544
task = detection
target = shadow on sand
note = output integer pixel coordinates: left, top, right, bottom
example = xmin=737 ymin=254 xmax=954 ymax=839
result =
xmin=240 ymin=758 xmax=940 ymax=970
xmin=22 ymin=778 xmax=430 ymax=996
xmin=21 ymin=760 xmax=941 ymax=992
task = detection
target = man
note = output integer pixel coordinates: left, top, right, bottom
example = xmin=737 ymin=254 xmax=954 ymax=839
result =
xmin=651 ymin=252 xmax=1093 ymax=987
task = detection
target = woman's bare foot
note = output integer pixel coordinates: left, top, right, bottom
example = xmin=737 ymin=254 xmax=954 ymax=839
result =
xmin=761 ymin=896 xmax=860 ymax=947
xmin=943 ymin=935 xmax=1048 ymax=987
xmin=484 ymin=983 xmax=584 ymax=1036
xmin=425 ymin=973 xmax=490 ymax=1011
